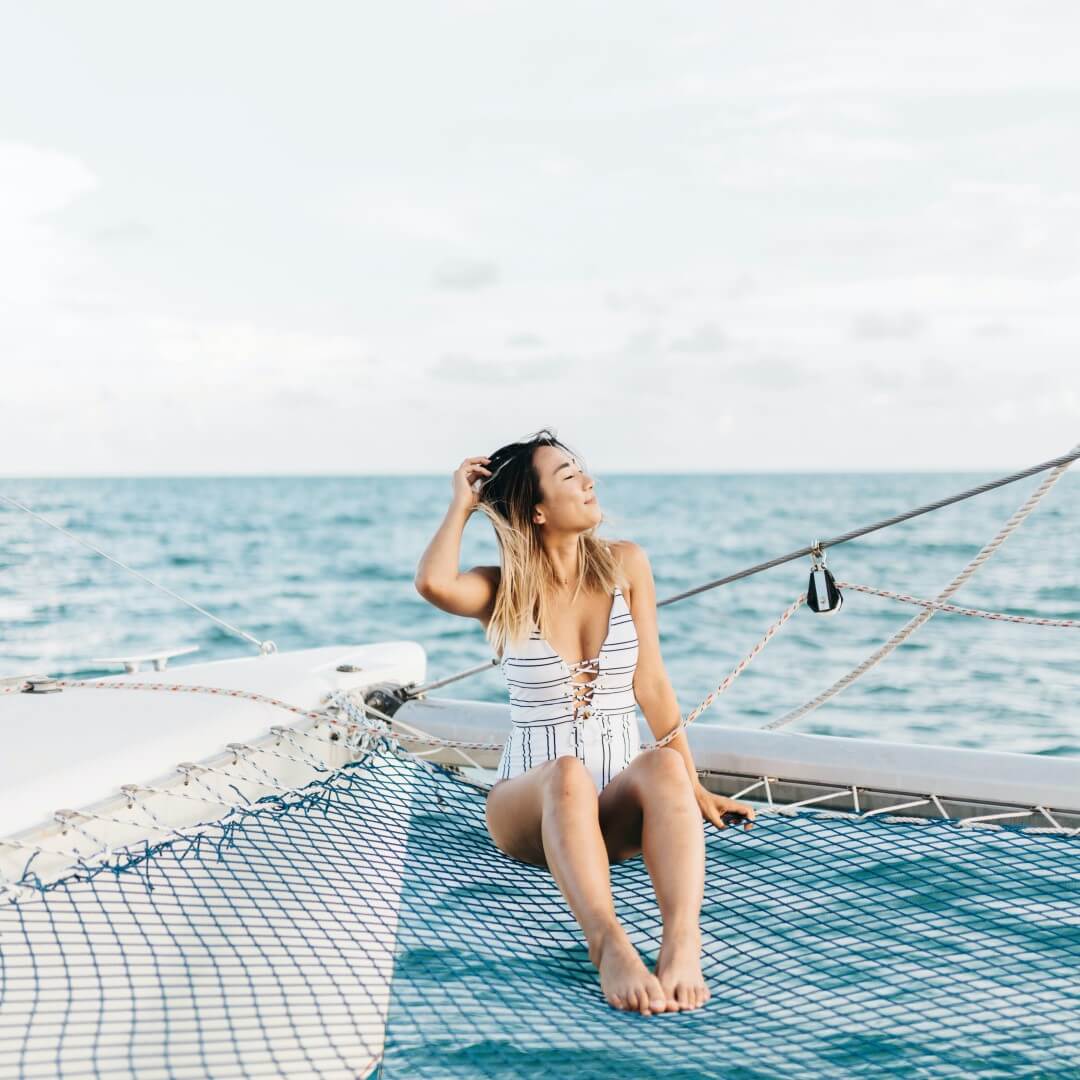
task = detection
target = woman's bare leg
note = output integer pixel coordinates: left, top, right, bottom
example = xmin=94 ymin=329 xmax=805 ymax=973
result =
xmin=485 ymin=755 xmax=667 ymax=1015
xmin=639 ymin=750 xmax=710 ymax=1011
xmin=597 ymin=747 xmax=710 ymax=1011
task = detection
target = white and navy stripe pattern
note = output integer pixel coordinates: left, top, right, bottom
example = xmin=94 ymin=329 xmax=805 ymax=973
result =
xmin=496 ymin=585 xmax=643 ymax=793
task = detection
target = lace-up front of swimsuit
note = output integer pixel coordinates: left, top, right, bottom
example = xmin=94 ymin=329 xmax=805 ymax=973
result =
xmin=497 ymin=585 xmax=642 ymax=792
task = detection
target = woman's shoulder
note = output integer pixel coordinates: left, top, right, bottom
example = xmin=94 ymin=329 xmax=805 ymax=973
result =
xmin=606 ymin=538 xmax=649 ymax=575
xmin=605 ymin=538 xmax=651 ymax=605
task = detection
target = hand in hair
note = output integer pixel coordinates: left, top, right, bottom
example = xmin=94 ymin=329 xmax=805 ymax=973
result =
xmin=451 ymin=455 xmax=492 ymax=511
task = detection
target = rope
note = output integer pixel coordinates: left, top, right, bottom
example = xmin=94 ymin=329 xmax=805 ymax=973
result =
xmin=404 ymin=443 xmax=1080 ymax=696
xmin=833 ymin=580 xmax=1080 ymax=628
xmin=645 ymin=594 xmax=805 ymax=749
xmin=1 ymin=677 xmax=510 ymax=750
xmin=656 ymin=444 xmax=1080 ymax=606
xmin=2 ymin=442 xmax=1077 ymax=854
xmin=761 ymin=440 xmax=1080 ymax=731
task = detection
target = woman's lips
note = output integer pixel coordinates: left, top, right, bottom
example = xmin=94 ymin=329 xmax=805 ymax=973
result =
xmin=585 ymin=496 xmax=597 ymax=505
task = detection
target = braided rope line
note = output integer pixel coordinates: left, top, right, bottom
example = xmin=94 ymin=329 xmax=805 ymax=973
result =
xmin=0 ymin=677 xmax=339 ymax=711
xmin=833 ymin=580 xmax=1080 ymax=627
xmin=645 ymin=593 xmax=806 ymax=750
xmin=761 ymin=442 xmax=1080 ymax=731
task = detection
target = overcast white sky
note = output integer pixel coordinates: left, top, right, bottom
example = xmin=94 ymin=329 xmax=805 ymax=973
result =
xmin=2 ymin=2 xmax=1078 ymax=475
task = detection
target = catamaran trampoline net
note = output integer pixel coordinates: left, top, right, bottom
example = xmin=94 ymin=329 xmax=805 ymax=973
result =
xmin=1 ymin=734 xmax=1077 ymax=1079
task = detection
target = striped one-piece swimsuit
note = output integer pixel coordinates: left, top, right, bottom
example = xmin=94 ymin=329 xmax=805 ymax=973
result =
xmin=496 ymin=585 xmax=643 ymax=793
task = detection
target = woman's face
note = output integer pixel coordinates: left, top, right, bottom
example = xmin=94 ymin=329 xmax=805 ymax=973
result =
xmin=532 ymin=445 xmax=600 ymax=532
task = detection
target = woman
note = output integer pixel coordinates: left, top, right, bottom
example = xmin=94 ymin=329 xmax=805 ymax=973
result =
xmin=414 ymin=429 xmax=755 ymax=1018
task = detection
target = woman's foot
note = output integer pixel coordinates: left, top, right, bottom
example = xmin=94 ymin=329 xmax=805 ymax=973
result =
xmin=654 ymin=928 xmax=709 ymax=1011
xmin=591 ymin=926 xmax=668 ymax=1016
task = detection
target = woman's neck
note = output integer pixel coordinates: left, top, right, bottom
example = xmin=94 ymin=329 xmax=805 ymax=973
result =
xmin=543 ymin=537 xmax=581 ymax=588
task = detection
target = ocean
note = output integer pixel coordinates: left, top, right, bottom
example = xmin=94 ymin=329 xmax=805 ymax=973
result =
xmin=1 ymin=470 xmax=1077 ymax=758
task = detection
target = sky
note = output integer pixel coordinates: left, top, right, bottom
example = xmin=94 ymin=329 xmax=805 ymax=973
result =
xmin=1 ymin=1 xmax=1078 ymax=476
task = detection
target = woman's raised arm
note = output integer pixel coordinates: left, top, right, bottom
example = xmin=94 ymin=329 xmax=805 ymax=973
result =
xmin=414 ymin=456 xmax=499 ymax=619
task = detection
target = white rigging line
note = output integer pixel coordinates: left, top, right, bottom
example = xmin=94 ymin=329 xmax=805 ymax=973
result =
xmin=762 ymin=439 xmax=1080 ymax=729
xmin=405 ymin=444 xmax=1080 ymax=698
xmin=0 ymin=492 xmax=275 ymax=656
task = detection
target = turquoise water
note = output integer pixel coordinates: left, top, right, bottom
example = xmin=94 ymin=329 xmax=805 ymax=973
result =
xmin=0 ymin=471 xmax=1077 ymax=756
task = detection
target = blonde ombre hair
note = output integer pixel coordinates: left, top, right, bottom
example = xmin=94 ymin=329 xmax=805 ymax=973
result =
xmin=471 ymin=428 xmax=625 ymax=657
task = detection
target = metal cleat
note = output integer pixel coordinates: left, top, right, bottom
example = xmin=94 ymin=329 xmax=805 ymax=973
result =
xmin=89 ymin=645 xmax=200 ymax=673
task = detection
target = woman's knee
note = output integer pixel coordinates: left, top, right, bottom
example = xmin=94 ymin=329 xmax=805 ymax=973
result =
xmin=635 ymin=747 xmax=695 ymax=792
xmin=542 ymin=755 xmax=598 ymax=805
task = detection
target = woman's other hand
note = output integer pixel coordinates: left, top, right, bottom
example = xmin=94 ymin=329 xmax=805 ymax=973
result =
xmin=452 ymin=455 xmax=492 ymax=511
xmin=693 ymin=785 xmax=756 ymax=831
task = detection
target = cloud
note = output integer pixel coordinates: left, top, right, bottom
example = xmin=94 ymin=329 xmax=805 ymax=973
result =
xmin=3 ymin=11 xmax=1079 ymax=474
xmin=670 ymin=322 xmax=729 ymax=354
xmin=619 ymin=328 xmax=662 ymax=359
xmin=90 ymin=221 xmax=153 ymax=247
xmin=335 ymin=196 xmax=472 ymax=246
xmin=0 ymin=142 xmax=98 ymax=307
xmin=265 ymin=386 xmax=337 ymax=409
xmin=431 ymin=352 xmax=571 ymax=383
xmin=855 ymin=354 xmax=962 ymax=398
xmin=603 ymin=326 xmax=813 ymax=397
xmin=851 ymin=311 xmax=927 ymax=341
xmin=972 ymin=321 xmax=1015 ymax=339
xmin=431 ymin=258 xmax=500 ymax=290
xmin=728 ymin=274 xmax=758 ymax=300
xmin=604 ymin=289 xmax=668 ymax=316
xmin=506 ymin=332 xmax=545 ymax=348
xmin=0 ymin=141 xmax=96 ymax=219
xmin=801 ymin=131 xmax=917 ymax=163
xmin=950 ymin=180 xmax=1080 ymax=212
xmin=729 ymin=351 xmax=814 ymax=387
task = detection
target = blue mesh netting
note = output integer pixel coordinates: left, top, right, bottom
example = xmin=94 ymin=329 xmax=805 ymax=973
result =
xmin=1 ymin=734 xmax=1078 ymax=1079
